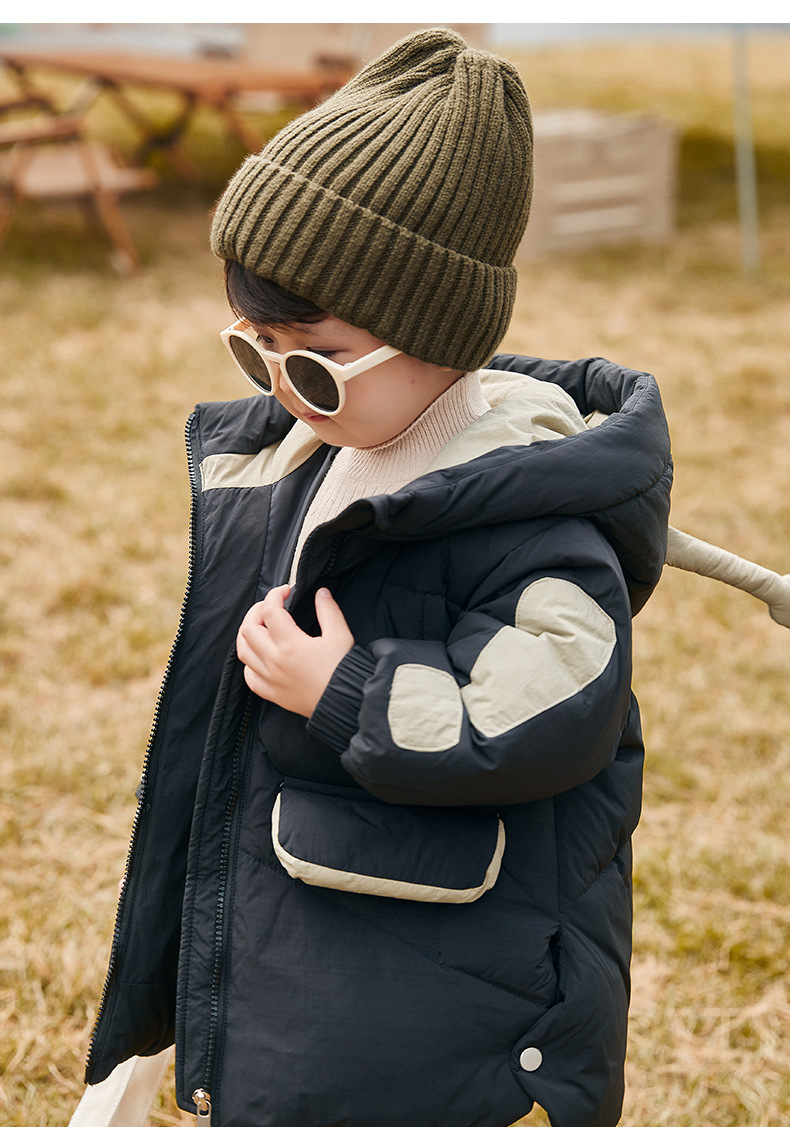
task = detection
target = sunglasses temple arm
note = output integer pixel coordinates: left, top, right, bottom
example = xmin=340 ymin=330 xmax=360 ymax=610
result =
xmin=343 ymin=344 xmax=401 ymax=380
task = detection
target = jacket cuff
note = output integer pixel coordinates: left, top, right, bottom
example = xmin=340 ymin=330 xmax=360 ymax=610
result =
xmin=307 ymin=645 xmax=377 ymax=755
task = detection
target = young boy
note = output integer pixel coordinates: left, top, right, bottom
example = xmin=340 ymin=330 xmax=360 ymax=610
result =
xmin=81 ymin=28 xmax=673 ymax=1126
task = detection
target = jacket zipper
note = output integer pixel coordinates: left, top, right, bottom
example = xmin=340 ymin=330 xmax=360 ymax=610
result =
xmin=192 ymin=692 xmax=254 ymax=1124
xmin=190 ymin=518 xmax=366 ymax=1113
xmin=319 ymin=533 xmax=344 ymax=580
xmin=192 ymin=1087 xmax=212 ymax=1126
xmin=292 ymin=520 xmax=376 ymax=608
xmin=85 ymin=412 xmax=202 ymax=1079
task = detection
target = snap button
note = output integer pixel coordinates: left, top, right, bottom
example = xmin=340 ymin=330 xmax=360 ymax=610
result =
xmin=519 ymin=1046 xmax=543 ymax=1072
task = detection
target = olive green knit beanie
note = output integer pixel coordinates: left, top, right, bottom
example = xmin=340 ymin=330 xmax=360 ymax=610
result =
xmin=210 ymin=27 xmax=533 ymax=371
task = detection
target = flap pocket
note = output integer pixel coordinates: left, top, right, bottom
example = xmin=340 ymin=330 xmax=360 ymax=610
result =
xmin=272 ymin=779 xmax=505 ymax=903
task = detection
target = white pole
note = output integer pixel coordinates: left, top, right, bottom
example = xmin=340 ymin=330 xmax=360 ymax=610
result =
xmin=732 ymin=25 xmax=761 ymax=274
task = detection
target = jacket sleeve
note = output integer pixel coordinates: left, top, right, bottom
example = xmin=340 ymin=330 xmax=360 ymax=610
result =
xmin=307 ymin=519 xmax=634 ymax=806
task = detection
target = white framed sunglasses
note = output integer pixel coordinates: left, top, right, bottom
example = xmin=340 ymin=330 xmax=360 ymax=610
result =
xmin=220 ymin=319 xmax=402 ymax=416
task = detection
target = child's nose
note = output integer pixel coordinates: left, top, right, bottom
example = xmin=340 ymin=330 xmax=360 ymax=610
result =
xmin=276 ymin=364 xmax=298 ymax=398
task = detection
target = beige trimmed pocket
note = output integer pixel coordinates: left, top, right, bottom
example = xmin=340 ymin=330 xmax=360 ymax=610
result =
xmin=271 ymin=780 xmax=505 ymax=904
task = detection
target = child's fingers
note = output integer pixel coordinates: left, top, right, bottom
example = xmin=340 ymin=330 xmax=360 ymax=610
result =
xmin=258 ymin=584 xmax=298 ymax=639
xmin=263 ymin=583 xmax=291 ymax=608
xmin=242 ymin=663 xmax=272 ymax=699
xmin=315 ymin=588 xmax=354 ymax=646
xmin=237 ymin=601 xmax=280 ymax=663
xmin=238 ymin=586 xmax=294 ymax=648
xmin=236 ymin=627 xmax=269 ymax=674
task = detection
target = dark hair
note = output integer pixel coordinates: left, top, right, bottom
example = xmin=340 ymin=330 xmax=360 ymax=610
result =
xmin=224 ymin=260 xmax=328 ymax=327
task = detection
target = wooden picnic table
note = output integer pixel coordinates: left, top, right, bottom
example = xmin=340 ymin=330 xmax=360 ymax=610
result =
xmin=0 ymin=48 xmax=353 ymax=178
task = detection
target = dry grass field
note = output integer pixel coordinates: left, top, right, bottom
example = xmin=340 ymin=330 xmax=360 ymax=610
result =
xmin=1 ymin=32 xmax=789 ymax=1128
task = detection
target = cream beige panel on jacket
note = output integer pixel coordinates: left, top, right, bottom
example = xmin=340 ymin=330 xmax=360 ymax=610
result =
xmin=387 ymin=577 xmax=617 ymax=753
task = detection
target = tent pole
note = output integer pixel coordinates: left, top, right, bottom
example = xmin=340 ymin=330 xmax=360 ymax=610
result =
xmin=732 ymin=26 xmax=761 ymax=274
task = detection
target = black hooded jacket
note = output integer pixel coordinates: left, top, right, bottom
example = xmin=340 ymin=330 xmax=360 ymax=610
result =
xmin=84 ymin=354 xmax=672 ymax=1126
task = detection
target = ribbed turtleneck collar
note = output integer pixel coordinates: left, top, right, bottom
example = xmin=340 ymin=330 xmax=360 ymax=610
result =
xmin=288 ymin=372 xmax=489 ymax=585
xmin=331 ymin=370 xmax=490 ymax=486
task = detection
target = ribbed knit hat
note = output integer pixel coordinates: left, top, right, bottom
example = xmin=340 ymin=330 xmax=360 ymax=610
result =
xmin=210 ymin=28 xmax=533 ymax=370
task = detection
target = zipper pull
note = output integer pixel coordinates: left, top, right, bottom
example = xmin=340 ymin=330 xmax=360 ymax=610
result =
xmin=193 ymin=1088 xmax=212 ymax=1126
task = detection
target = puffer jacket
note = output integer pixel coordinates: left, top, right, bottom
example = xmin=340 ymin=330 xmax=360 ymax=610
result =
xmin=84 ymin=353 xmax=672 ymax=1127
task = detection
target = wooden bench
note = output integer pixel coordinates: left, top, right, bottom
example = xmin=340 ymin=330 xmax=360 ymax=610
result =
xmin=0 ymin=105 xmax=158 ymax=272
xmin=0 ymin=49 xmax=355 ymax=179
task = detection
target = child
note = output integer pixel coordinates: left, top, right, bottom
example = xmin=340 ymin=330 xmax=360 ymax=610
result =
xmin=74 ymin=28 xmax=787 ymax=1127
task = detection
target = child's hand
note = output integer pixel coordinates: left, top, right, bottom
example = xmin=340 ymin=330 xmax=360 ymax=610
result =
xmin=236 ymin=585 xmax=355 ymax=718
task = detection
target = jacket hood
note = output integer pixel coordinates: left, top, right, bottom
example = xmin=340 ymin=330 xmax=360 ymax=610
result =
xmin=195 ymin=355 xmax=672 ymax=615
xmin=325 ymin=355 xmax=672 ymax=613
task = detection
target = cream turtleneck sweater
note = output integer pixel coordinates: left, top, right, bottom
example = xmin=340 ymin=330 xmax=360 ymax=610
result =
xmin=288 ymin=371 xmax=490 ymax=585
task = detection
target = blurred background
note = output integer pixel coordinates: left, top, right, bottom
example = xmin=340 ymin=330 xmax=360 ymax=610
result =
xmin=1 ymin=19 xmax=788 ymax=1128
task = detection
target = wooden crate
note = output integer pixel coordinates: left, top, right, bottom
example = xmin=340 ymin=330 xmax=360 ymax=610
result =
xmin=516 ymin=109 xmax=677 ymax=260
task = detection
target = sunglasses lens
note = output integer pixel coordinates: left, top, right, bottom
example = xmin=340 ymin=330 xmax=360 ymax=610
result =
xmin=229 ymin=334 xmax=274 ymax=393
xmin=286 ymin=356 xmax=341 ymax=413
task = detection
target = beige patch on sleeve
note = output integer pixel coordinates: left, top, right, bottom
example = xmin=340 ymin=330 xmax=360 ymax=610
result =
xmin=460 ymin=578 xmax=617 ymax=739
xmin=387 ymin=663 xmax=464 ymax=752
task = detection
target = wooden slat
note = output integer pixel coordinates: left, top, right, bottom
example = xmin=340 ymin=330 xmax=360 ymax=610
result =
xmin=0 ymin=48 xmax=352 ymax=103
xmin=5 ymin=142 xmax=158 ymax=198
xmin=0 ymin=114 xmax=83 ymax=147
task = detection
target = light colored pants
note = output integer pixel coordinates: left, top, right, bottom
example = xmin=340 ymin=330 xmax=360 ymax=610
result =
xmin=69 ymin=1047 xmax=172 ymax=1127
